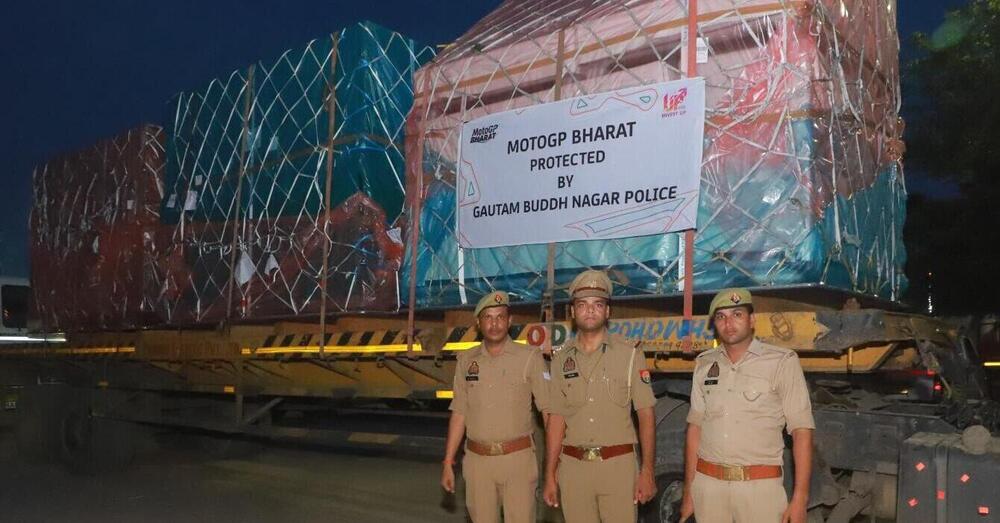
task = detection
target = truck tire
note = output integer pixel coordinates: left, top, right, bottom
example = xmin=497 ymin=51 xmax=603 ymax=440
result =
xmin=57 ymin=389 xmax=137 ymax=474
xmin=59 ymin=412 xmax=138 ymax=474
xmin=15 ymin=384 xmax=68 ymax=461
xmin=639 ymin=473 xmax=684 ymax=523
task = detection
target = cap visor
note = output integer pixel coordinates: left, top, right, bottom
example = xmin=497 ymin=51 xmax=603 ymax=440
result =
xmin=572 ymin=289 xmax=610 ymax=300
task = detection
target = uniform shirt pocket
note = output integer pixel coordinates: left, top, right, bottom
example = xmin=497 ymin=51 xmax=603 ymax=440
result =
xmin=738 ymin=374 xmax=775 ymax=412
xmin=505 ymin=373 xmax=530 ymax=405
xmin=559 ymin=377 xmax=587 ymax=410
xmin=467 ymin=381 xmax=485 ymax=408
xmin=702 ymin=383 xmax=723 ymax=418
xmin=606 ymin=376 xmax=631 ymax=407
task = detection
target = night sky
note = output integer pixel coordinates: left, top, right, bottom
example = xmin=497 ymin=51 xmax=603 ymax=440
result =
xmin=0 ymin=0 xmax=971 ymax=278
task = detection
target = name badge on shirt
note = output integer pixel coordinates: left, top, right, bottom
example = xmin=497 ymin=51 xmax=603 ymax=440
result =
xmin=562 ymin=357 xmax=579 ymax=379
xmin=704 ymin=361 xmax=720 ymax=386
xmin=466 ymin=361 xmax=480 ymax=381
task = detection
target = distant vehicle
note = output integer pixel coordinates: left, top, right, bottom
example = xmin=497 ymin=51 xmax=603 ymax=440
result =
xmin=0 ymin=277 xmax=29 ymax=340
xmin=0 ymin=277 xmax=61 ymax=344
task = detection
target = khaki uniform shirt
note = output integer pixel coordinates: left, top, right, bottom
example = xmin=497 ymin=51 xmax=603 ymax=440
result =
xmin=449 ymin=338 xmax=551 ymax=443
xmin=550 ymin=333 xmax=657 ymax=446
xmin=686 ymin=338 xmax=815 ymax=466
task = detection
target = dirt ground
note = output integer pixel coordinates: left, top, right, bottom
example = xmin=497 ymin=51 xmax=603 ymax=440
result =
xmin=0 ymin=427 xmax=568 ymax=523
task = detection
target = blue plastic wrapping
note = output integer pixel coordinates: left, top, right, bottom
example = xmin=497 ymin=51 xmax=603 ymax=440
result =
xmin=404 ymin=0 xmax=907 ymax=307
xmin=151 ymin=22 xmax=433 ymax=324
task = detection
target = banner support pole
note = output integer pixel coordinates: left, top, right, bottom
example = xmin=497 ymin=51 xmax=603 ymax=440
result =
xmin=542 ymin=28 xmax=566 ymax=333
xmin=682 ymin=0 xmax=698 ymax=354
xmin=319 ymin=34 xmax=340 ymax=357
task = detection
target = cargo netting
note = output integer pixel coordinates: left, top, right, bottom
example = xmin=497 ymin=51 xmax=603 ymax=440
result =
xmin=151 ymin=22 xmax=435 ymax=324
xmin=404 ymin=0 xmax=908 ymax=308
xmin=30 ymin=125 xmax=165 ymax=331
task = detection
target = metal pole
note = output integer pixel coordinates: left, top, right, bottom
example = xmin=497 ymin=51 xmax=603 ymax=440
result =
xmin=226 ymin=65 xmax=255 ymax=321
xmin=406 ymin=72 xmax=431 ymax=356
xmin=319 ymin=34 xmax=340 ymax=357
xmin=682 ymin=0 xmax=698 ymax=353
xmin=543 ymin=29 xmax=566 ymax=328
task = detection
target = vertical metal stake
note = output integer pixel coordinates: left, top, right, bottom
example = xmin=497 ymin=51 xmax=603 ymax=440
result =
xmin=681 ymin=0 xmax=699 ymax=354
xmin=319 ymin=34 xmax=340 ymax=357
xmin=225 ymin=65 xmax=255 ymax=321
xmin=543 ymin=29 xmax=566 ymax=327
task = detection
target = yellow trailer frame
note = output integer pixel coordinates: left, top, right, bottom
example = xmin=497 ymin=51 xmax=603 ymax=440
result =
xmin=0 ymin=309 xmax=961 ymax=401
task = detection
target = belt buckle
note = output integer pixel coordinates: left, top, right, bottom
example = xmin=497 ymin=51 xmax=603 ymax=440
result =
xmin=721 ymin=464 xmax=746 ymax=481
xmin=582 ymin=447 xmax=602 ymax=462
xmin=488 ymin=442 xmax=505 ymax=456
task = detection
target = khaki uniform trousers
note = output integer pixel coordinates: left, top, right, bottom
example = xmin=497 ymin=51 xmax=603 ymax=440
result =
xmin=463 ymin=447 xmax=538 ymax=523
xmin=691 ymin=471 xmax=788 ymax=523
xmin=557 ymin=453 xmax=637 ymax=523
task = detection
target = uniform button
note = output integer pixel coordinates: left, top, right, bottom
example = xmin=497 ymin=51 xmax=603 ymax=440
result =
xmin=588 ymin=397 xmax=594 ymax=402
xmin=589 ymin=418 xmax=595 ymax=423
xmin=727 ymin=388 xmax=732 ymax=392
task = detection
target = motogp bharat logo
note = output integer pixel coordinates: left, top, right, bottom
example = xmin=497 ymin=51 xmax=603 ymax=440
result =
xmin=662 ymin=88 xmax=688 ymax=117
xmin=469 ymin=123 xmax=499 ymax=144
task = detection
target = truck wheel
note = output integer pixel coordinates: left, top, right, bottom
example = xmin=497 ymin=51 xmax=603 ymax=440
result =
xmin=639 ymin=473 xmax=684 ymax=523
xmin=58 ymin=392 xmax=137 ymax=474
xmin=14 ymin=385 xmax=68 ymax=461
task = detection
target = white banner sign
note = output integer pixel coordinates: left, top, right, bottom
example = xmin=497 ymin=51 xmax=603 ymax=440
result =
xmin=457 ymin=78 xmax=705 ymax=248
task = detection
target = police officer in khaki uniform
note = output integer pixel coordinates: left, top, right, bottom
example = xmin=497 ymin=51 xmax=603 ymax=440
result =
xmin=542 ymin=270 xmax=658 ymax=522
xmin=680 ymin=288 xmax=815 ymax=523
xmin=442 ymin=290 xmax=551 ymax=523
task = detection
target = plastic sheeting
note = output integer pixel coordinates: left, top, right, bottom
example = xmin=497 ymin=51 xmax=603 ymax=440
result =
xmin=30 ymin=125 xmax=165 ymax=331
xmin=404 ymin=0 xmax=908 ymax=307
xmin=151 ymin=21 xmax=434 ymax=324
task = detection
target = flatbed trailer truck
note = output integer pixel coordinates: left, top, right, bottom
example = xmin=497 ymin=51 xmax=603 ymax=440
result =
xmin=2 ymin=288 xmax=998 ymax=522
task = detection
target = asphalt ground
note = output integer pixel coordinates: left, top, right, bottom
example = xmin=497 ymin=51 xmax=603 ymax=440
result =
xmin=0 ymin=426 xmax=568 ymax=523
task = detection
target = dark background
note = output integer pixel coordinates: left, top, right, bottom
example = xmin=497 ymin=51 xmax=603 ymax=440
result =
xmin=0 ymin=0 xmax=977 ymax=310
